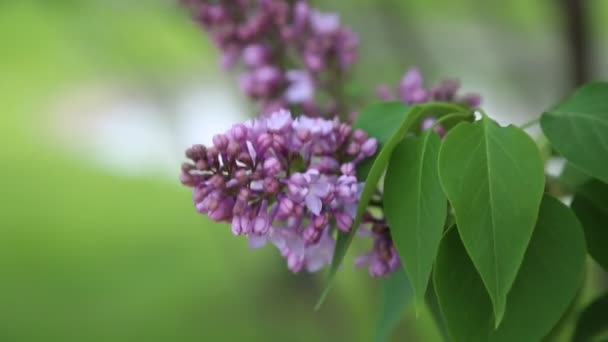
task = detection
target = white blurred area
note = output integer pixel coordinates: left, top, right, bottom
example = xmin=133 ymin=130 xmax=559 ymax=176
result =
xmin=51 ymin=79 xmax=248 ymax=180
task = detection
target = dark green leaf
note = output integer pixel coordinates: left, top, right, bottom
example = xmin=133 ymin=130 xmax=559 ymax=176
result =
xmin=574 ymin=293 xmax=608 ymax=342
xmin=434 ymin=195 xmax=586 ymax=342
xmin=316 ymin=105 xmax=423 ymax=309
xmin=571 ymin=180 xmax=608 ymax=271
xmin=437 ymin=116 xmax=545 ymax=326
xmin=374 ymin=269 xmax=413 ymax=342
xmin=541 ymin=82 xmax=608 ymax=183
xmin=384 ymin=131 xmax=447 ymax=307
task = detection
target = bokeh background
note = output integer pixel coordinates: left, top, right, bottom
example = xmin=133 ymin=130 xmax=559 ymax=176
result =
xmin=1 ymin=1 xmax=607 ymax=341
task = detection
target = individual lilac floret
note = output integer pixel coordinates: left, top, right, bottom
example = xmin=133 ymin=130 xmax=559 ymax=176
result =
xmin=184 ymin=0 xmax=358 ymax=118
xmin=180 ymin=109 xmax=377 ymax=273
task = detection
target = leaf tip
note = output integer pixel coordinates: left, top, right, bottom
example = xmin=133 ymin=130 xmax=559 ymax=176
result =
xmin=493 ymin=300 xmax=506 ymax=330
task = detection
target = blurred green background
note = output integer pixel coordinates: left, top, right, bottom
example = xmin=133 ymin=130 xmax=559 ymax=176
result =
xmin=1 ymin=1 xmax=606 ymax=341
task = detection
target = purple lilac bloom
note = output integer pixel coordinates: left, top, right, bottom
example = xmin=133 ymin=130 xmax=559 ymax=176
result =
xmin=376 ymin=67 xmax=481 ymax=108
xmin=183 ymin=0 xmax=358 ymax=118
xmin=180 ymin=110 xmax=377 ymax=273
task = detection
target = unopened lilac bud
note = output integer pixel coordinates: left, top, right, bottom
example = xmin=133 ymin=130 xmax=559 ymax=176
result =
xmin=242 ymin=44 xmax=269 ymax=67
xmin=231 ymin=124 xmax=247 ymax=141
xmin=360 ymin=138 xmax=377 ymax=157
xmin=422 ymin=118 xmax=445 ymax=137
xmin=287 ymin=253 xmax=304 ymax=273
xmin=338 ymin=123 xmax=352 ymax=139
xmin=186 ymin=144 xmax=206 ymax=160
xmin=226 ymin=141 xmax=240 ymax=157
xmin=346 ymin=142 xmax=360 ymax=155
xmin=257 ymin=133 xmax=273 ymax=153
xmin=213 ymin=134 xmax=229 ymax=150
xmin=240 ymin=215 xmax=252 ymax=234
xmin=208 ymin=174 xmax=225 ymax=189
xmin=352 ymin=129 xmax=368 ymax=143
xmin=271 ymin=134 xmax=286 ymax=152
xmin=310 ymin=10 xmax=340 ymax=35
xmin=312 ymin=215 xmax=328 ymax=229
xmin=209 ymin=198 xmax=234 ymax=221
xmin=432 ymin=79 xmax=459 ymax=101
xmin=400 ymin=68 xmax=423 ymax=91
xmin=181 ymin=162 xmax=195 ymax=173
xmin=304 ymin=52 xmax=323 ymax=72
xmin=303 ymin=226 xmax=322 ymax=244
xmin=294 ymin=204 xmax=305 ymax=217
xmin=263 ymin=157 xmax=282 ymax=176
xmin=340 ymin=163 xmax=355 ymax=176
xmin=370 ymin=259 xmax=388 ymax=277
xmin=276 ymin=196 xmax=292 ymax=214
xmin=461 ymin=93 xmax=481 ymax=108
xmin=408 ymin=88 xmax=428 ymax=103
xmin=335 ymin=212 xmax=353 ymax=232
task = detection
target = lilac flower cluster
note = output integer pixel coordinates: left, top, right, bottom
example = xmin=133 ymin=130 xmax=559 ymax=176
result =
xmin=184 ymin=0 xmax=358 ymax=117
xmin=376 ymin=68 xmax=481 ymax=108
xmin=180 ymin=110 xmax=377 ymax=272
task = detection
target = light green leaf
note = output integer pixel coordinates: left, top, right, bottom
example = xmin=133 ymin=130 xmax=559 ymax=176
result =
xmin=434 ymin=195 xmax=586 ymax=342
xmin=374 ymin=269 xmax=413 ymax=342
xmin=354 ymin=102 xmax=409 ymax=180
xmin=384 ymin=130 xmax=447 ymax=308
xmin=437 ymin=116 xmax=545 ymax=327
xmin=541 ymin=82 xmax=608 ymax=183
xmin=571 ymin=180 xmax=608 ymax=271
xmin=316 ymin=104 xmax=423 ymax=310
xmin=574 ymin=293 xmax=608 ymax=342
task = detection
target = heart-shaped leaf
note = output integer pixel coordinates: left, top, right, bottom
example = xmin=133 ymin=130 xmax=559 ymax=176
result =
xmin=384 ymin=130 xmax=446 ymax=307
xmin=571 ymin=180 xmax=608 ymax=271
xmin=434 ymin=195 xmax=586 ymax=342
xmin=541 ymin=82 xmax=608 ymax=183
xmin=437 ymin=116 xmax=545 ymax=326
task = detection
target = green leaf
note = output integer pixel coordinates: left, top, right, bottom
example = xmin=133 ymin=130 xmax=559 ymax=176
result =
xmin=316 ymin=104 xmax=423 ymax=310
xmin=354 ymin=101 xmax=471 ymax=180
xmin=574 ymin=293 xmax=608 ymax=342
xmin=437 ymin=116 xmax=545 ymax=326
xmin=540 ymin=82 xmax=608 ymax=183
xmin=354 ymin=102 xmax=410 ymax=180
xmin=384 ymin=130 xmax=447 ymax=308
xmin=354 ymin=102 xmax=412 ymax=145
xmin=434 ymin=195 xmax=586 ymax=342
xmin=571 ymin=180 xmax=608 ymax=271
xmin=374 ymin=269 xmax=413 ymax=342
